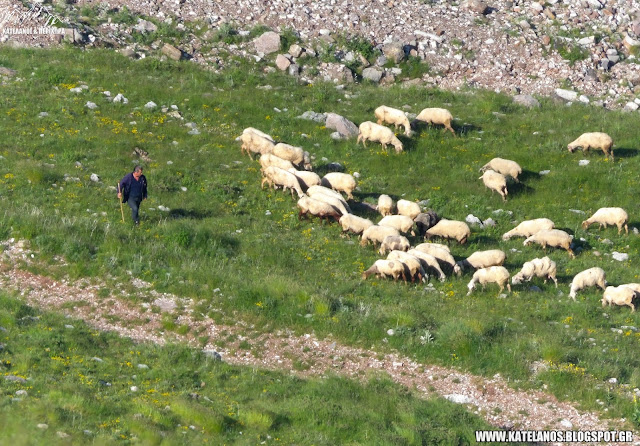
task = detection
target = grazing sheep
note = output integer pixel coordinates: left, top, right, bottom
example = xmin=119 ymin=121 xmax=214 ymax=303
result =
xmin=511 ymin=256 xmax=558 ymax=288
xmin=414 ymin=211 xmax=441 ymax=237
xmin=360 ymin=225 xmax=400 ymax=247
xmin=502 ymin=218 xmax=555 ymax=241
xmin=308 ymin=192 xmax=349 ymax=216
xmin=414 ymin=242 xmax=451 ymax=253
xmin=620 ymin=283 xmax=640 ymax=293
xmin=413 ymin=243 xmax=456 ymax=272
xmin=379 ymin=235 xmax=411 ymax=255
xmin=569 ymin=267 xmax=607 ymax=300
xmin=378 ymin=215 xmax=416 ymax=236
xmin=453 ymin=249 xmax=506 ymax=276
xmin=413 ymin=108 xmax=455 ymax=136
xmin=386 ymin=251 xmax=427 ymax=283
xmin=287 ymin=168 xmax=322 ymax=190
xmin=243 ymin=127 xmax=274 ymax=142
xmin=362 ymin=259 xmax=404 ymax=281
xmin=425 ymin=219 xmax=471 ymax=244
xmin=602 ymin=286 xmax=636 ymax=312
xmin=374 ymin=105 xmax=412 ymax=136
xmin=479 ymin=158 xmax=522 ymax=182
xmin=407 ymin=249 xmax=447 ymax=282
xmin=377 ymin=194 xmax=395 ymax=216
xmin=567 ymin=132 xmax=614 ymax=160
xmin=339 ymin=213 xmax=374 ymax=235
xmin=239 ymin=132 xmax=275 ymax=159
xmin=357 ymin=121 xmax=403 ymax=153
xmin=261 ymin=166 xmax=304 ymax=198
xmin=479 ymin=169 xmax=508 ymax=201
xmin=397 ymin=199 xmax=421 ymax=219
xmin=307 ymin=185 xmax=352 ymax=214
xmin=259 ymin=153 xmax=296 ymax=172
xmin=581 ymin=207 xmax=628 ymax=235
xmin=523 ymin=229 xmax=575 ymax=258
xmin=297 ymin=195 xmax=340 ymax=223
xmin=466 ymin=266 xmax=511 ymax=296
xmin=273 ymin=143 xmax=312 ymax=170
xmin=321 ymin=172 xmax=357 ymax=200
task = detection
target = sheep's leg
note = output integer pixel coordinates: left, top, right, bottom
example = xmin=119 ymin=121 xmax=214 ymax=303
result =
xmin=445 ymin=124 xmax=456 ymax=136
xmin=630 ymin=303 xmax=636 ymax=312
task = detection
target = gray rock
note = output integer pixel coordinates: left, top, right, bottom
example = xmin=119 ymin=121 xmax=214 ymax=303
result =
xmin=120 ymin=48 xmax=136 ymax=58
xmin=330 ymin=132 xmax=346 ymax=140
xmin=555 ymin=89 xmax=578 ymax=101
xmin=612 ymin=252 xmax=629 ymax=262
xmin=445 ymin=394 xmax=473 ymax=404
xmin=513 ymin=94 xmax=540 ymax=108
xmin=529 ymin=286 xmax=542 ymax=292
xmin=144 ymin=101 xmax=157 ymax=109
xmin=37 ymin=424 xmax=48 ymax=430
xmin=464 ymin=0 xmax=489 ymax=14
xmin=254 ymin=31 xmax=281 ymax=55
xmin=4 ymin=375 xmax=27 ymax=383
xmin=15 ymin=390 xmax=27 ymax=397
xmin=137 ymin=364 xmax=149 ymax=369
xmin=362 ymin=67 xmax=384 ymax=83
xmin=382 ymin=41 xmax=404 ymax=64
xmin=289 ymin=44 xmax=303 ymax=58
xmin=298 ymin=111 xmax=327 ymax=122
xmin=162 ymin=43 xmax=183 ymax=61
xmin=134 ymin=19 xmax=157 ymax=33
xmin=483 ymin=218 xmax=496 ymax=227
xmin=85 ymin=102 xmax=98 ymax=110
xmin=0 ymin=67 xmax=18 ymax=77
xmin=204 ymin=350 xmax=222 ymax=361
xmin=465 ymin=214 xmax=484 ymax=227
xmin=539 ymin=170 xmax=550 ymax=175
xmin=275 ymin=54 xmax=291 ymax=71
xmin=90 ymin=173 xmax=100 ymax=183
xmin=323 ymin=63 xmax=354 ymax=83
xmin=325 ymin=113 xmax=358 ymax=138
xmin=113 ymin=94 xmax=128 ymax=104
xmin=624 ymin=102 xmax=639 ymax=111
xmin=288 ymin=64 xmax=300 ymax=77
xmin=375 ymin=55 xmax=387 ymax=66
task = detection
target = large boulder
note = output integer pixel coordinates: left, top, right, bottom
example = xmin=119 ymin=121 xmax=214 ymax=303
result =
xmin=362 ymin=67 xmax=384 ymax=83
xmin=382 ymin=41 xmax=405 ymax=64
xmin=325 ymin=113 xmax=359 ymax=138
xmin=513 ymin=94 xmax=540 ymax=108
xmin=254 ymin=31 xmax=281 ymax=54
xmin=322 ymin=63 xmax=354 ymax=83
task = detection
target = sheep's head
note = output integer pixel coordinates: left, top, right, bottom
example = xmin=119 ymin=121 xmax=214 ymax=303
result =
xmin=453 ymin=263 xmax=462 ymax=276
xmin=567 ymin=144 xmax=576 ymax=152
xmin=511 ymin=273 xmax=523 ymax=285
xmin=466 ymin=279 xmax=476 ymax=295
xmin=393 ymin=141 xmax=403 ymax=153
xmin=581 ymin=220 xmax=589 ymax=230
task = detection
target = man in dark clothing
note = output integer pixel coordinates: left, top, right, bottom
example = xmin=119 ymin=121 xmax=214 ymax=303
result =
xmin=118 ymin=166 xmax=148 ymax=225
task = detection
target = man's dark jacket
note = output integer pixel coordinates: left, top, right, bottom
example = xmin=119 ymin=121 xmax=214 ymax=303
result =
xmin=119 ymin=173 xmax=148 ymax=203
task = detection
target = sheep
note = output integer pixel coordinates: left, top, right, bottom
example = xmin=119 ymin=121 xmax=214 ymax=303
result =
xmin=511 ymin=256 xmax=558 ymax=288
xmin=362 ymin=259 xmax=404 ymax=281
xmin=479 ymin=169 xmax=508 ymax=201
xmin=569 ymin=267 xmax=607 ymax=300
xmin=413 ymin=108 xmax=455 ymax=136
xmin=357 ymin=121 xmax=403 ymax=153
xmin=414 ymin=211 xmax=441 ymax=237
xmin=602 ymin=286 xmax=636 ymax=312
xmin=397 ymin=199 xmax=421 ymax=219
xmin=581 ymin=207 xmax=628 ymax=235
xmin=308 ymin=192 xmax=349 ymax=216
xmin=259 ymin=153 xmax=296 ymax=172
xmin=307 ymin=185 xmax=352 ymax=214
xmin=407 ymin=249 xmax=447 ymax=282
xmin=239 ymin=131 xmax=275 ymax=159
xmin=243 ymin=127 xmax=274 ymax=142
xmin=386 ymin=251 xmax=427 ymax=283
xmin=379 ymin=235 xmax=410 ymax=256
xmin=425 ymin=219 xmax=471 ymax=244
xmin=453 ymin=249 xmax=506 ymax=276
xmin=260 ymin=166 xmax=304 ymax=198
xmin=287 ymin=168 xmax=322 ymax=190
xmin=414 ymin=242 xmax=451 ymax=253
xmin=523 ymin=229 xmax=575 ymax=258
xmin=502 ymin=218 xmax=555 ymax=241
xmin=360 ymin=225 xmax=400 ymax=247
xmin=321 ymin=172 xmax=357 ymax=200
xmin=377 ymin=194 xmax=395 ymax=216
xmin=297 ymin=195 xmax=341 ymax=223
xmin=479 ymin=158 xmax=522 ymax=182
xmin=466 ymin=266 xmax=511 ymax=296
xmin=378 ymin=215 xmax=416 ymax=236
xmin=374 ymin=105 xmax=412 ymax=136
xmin=272 ymin=143 xmax=312 ymax=170
xmin=567 ymin=132 xmax=614 ymax=160
xmin=413 ymin=243 xmax=456 ymax=272
xmin=339 ymin=213 xmax=374 ymax=235
xmin=620 ymin=283 xmax=640 ymax=294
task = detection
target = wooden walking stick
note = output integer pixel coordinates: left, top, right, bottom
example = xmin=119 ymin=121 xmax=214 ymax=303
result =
xmin=117 ymin=183 xmax=125 ymax=223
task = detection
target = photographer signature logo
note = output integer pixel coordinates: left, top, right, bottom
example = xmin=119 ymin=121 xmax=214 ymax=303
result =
xmin=0 ymin=3 xmax=65 ymax=35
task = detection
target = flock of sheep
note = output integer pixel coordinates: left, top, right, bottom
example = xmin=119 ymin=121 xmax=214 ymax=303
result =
xmin=237 ymin=105 xmax=635 ymax=312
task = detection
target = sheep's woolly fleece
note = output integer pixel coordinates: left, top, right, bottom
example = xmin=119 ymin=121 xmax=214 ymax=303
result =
xmin=2 ymin=240 xmax=637 ymax=443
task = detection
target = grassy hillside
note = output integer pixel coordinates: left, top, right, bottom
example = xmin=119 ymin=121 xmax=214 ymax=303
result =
xmin=0 ymin=46 xmax=640 ymax=426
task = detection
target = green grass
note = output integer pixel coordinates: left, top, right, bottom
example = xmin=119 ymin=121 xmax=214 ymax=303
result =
xmin=0 ymin=45 xmax=640 ymax=429
xmin=0 ymin=292 xmax=505 ymax=444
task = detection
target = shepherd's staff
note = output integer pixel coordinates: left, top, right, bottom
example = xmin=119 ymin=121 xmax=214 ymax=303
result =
xmin=117 ymin=183 xmax=125 ymax=223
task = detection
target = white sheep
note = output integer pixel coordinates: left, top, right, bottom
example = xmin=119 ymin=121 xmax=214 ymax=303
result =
xmin=362 ymin=259 xmax=404 ymax=281
xmin=261 ymin=166 xmax=304 ymax=198
xmin=397 ymin=199 xmax=421 ymax=219
xmin=502 ymin=218 xmax=555 ymax=241
xmin=377 ymin=194 xmax=395 ymax=216
xmin=466 ymin=266 xmax=511 ymax=296
xmin=357 ymin=121 xmax=403 ymax=153
xmin=523 ymin=229 xmax=574 ymax=258
xmin=339 ymin=213 xmax=374 ymax=235
xmin=297 ymin=195 xmax=341 ymax=223
xmin=413 ymin=243 xmax=456 ymax=272
xmin=602 ymin=286 xmax=636 ymax=312
xmin=413 ymin=107 xmax=455 ymax=136
xmin=321 ymin=172 xmax=357 ymax=200
xmin=620 ymin=283 xmax=640 ymax=294
xmin=453 ymin=249 xmax=506 ymax=276
xmin=360 ymin=225 xmax=400 ymax=247
xmin=386 ymin=251 xmax=427 ymax=283
xmin=581 ymin=207 xmax=628 ymax=235
xmin=378 ymin=215 xmax=416 ymax=236
xmin=273 ymin=143 xmax=312 ymax=170
xmin=374 ymin=105 xmax=412 ymax=136
xmin=308 ymin=192 xmax=349 ymax=216
xmin=243 ymin=127 xmax=274 ymax=142
xmin=407 ymin=249 xmax=447 ymax=282
xmin=479 ymin=169 xmax=508 ymax=201
xmin=414 ymin=211 xmax=441 ymax=237
xmin=567 ymin=132 xmax=614 ymax=160
xmin=259 ymin=153 xmax=296 ymax=172
xmin=414 ymin=242 xmax=451 ymax=253
xmin=379 ymin=235 xmax=411 ymax=256
xmin=511 ymin=256 xmax=558 ymax=288
xmin=479 ymin=158 xmax=522 ymax=182
xmin=425 ymin=219 xmax=471 ymax=244
xmin=287 ymin=168 xmax=322 ymax=190
xmin=307 ymin=185 xmax=352 ymax=214
xmin=239 ymin=131 xmax=275 ymax=159
xmin=569 ymin=267 xmax=607 ymax=300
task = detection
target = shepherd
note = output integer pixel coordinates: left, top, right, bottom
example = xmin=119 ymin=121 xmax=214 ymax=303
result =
xmin=118 ymin=165 xmax=148 ymax=226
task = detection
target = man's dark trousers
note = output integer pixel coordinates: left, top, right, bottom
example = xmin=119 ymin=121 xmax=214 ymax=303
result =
xmin=128 ymin=196 xmax=142 ymax=225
